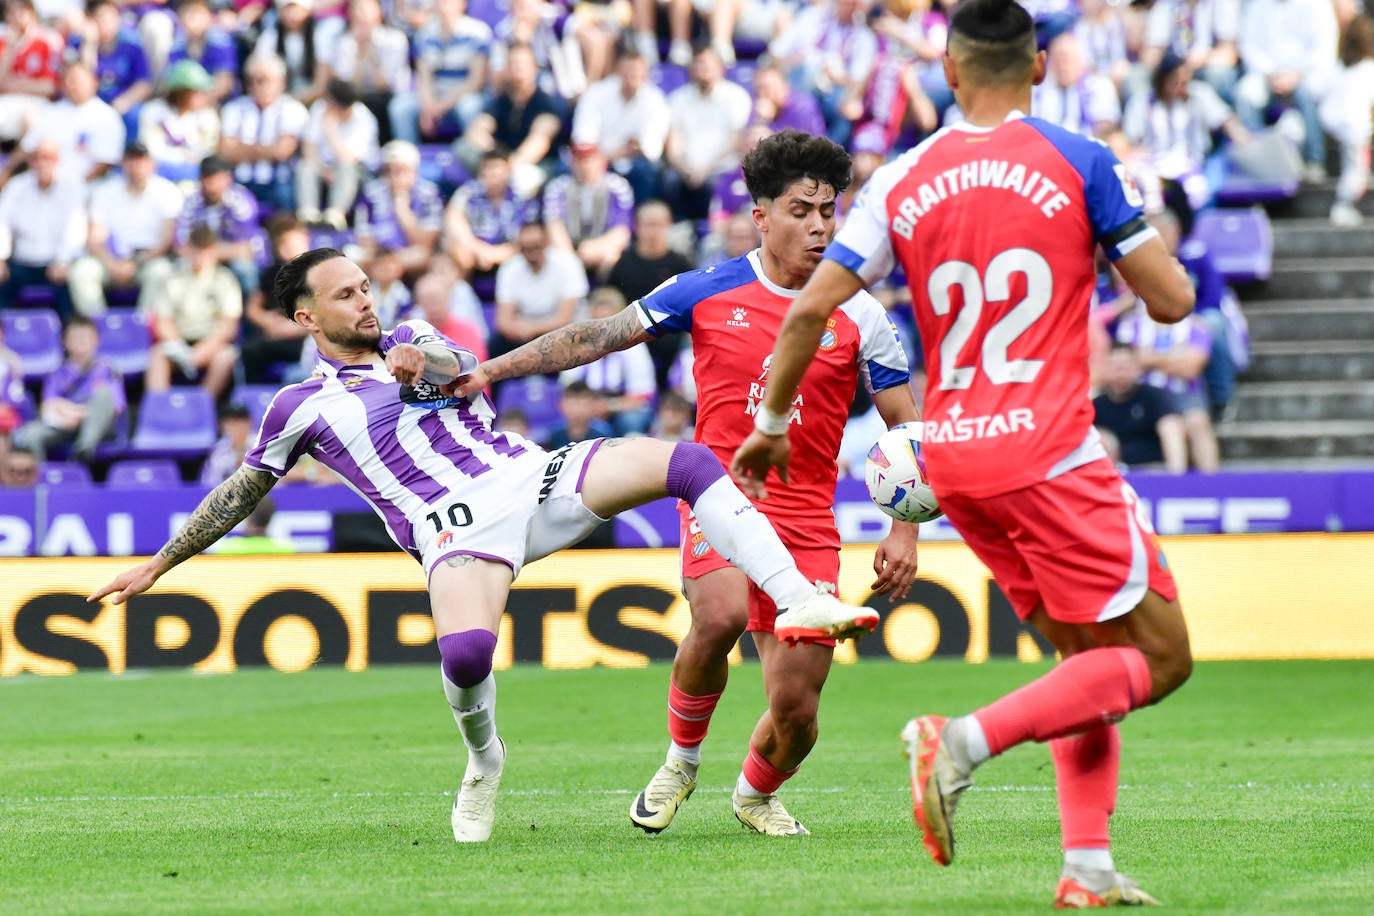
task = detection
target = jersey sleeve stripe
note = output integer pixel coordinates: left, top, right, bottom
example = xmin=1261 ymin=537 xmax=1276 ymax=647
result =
xmin=635 ymin=298 xmax=666 ymax=337
xmin=866 ymin=360 xmax=910 ymax=393
xmin=825 ymin=241 xmax=867 ymax=277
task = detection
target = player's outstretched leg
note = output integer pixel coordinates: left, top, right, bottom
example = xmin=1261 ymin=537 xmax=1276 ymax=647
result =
xmin=631 ymin=569 xmax=746 ymax=834
xmin=902 ymin=592 xmax=1192 ymax=866
xmin=431 ymin=557 xmax=515 ymax=842
xmin=580 ymin=439 xmax=878 ymax=642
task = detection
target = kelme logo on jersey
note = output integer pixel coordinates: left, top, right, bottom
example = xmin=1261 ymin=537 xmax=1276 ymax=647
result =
xmin=728 ymin=307 xmax=750 ymax=329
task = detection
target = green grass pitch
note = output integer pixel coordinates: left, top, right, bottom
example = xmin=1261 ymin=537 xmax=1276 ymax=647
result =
xmin=1 ymin=659 xmax=1371 ymax=914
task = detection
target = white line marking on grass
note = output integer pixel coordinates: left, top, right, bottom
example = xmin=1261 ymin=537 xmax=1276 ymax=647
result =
xmin=2 ymin=782 xmax=1366 ymax=806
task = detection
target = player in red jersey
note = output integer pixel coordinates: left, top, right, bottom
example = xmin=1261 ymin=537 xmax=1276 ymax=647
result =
xmin=449 ymin=130 xmax=921 ymax=836
xmin=733 ymin=0 xmax=1196 ymax=905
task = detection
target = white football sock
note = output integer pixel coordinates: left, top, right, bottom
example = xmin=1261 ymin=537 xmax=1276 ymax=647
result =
xmin=442 ymin=671 xmax=502 ymax=776
xmin=667 ymin=741 xmax=701 ymax=766
xmin=689 ymin=477 xmax=813 ymax=608
xmin=1065 ymin=848 xmax=1115 ymax=872
xmin=735 ymin=771 xmax=767 ymax=799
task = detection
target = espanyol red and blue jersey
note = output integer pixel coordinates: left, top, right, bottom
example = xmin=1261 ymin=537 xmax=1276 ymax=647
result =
xmin=828 ymin=113 xmax=1155 ymax=499
xmin=636 ymin=249 xmax=909 ymax=546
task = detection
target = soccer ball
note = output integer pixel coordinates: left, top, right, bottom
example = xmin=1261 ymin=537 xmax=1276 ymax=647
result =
xmin=865 ymin=422 xmax=942 ymax=523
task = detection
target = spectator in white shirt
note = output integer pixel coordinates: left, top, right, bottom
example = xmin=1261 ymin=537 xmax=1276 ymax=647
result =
xmin=491 ymin=219 xmax=589 ymax=356
xmin=68 ymin=141 xmax=183 ymax=315
xmin=0 ymin=140 xmax=86 ymax=316
xmin=220 ymin=53 xmax=311 ymax=214
xmin=1031 ymin=32 xmax=1121 ymax=139
xmin=6 ymin=61 xmax=124 ymax=189
xmin=571 ymin=47 xmax=670 ymax=203
xmin=138 ymin=59 xmax=221 ymax=185
xmin=296 ymin=79 xmax=380 ymax=230
xmin=1237 ymin=0 xmax=1339 ymax=177
xmin=559 ymin=286 xmax=657 ymax=434
xmin=331 ymin=0 xmax=411 ymax=144
xmin=663 ymin=44 xmax=753 ymax=221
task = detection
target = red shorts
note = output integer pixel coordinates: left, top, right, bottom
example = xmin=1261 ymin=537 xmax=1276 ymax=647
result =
xmin=939 ymin=459 xmax=1178 ymax=624
xmin=678 ymin=502 xmax=841 ymax=641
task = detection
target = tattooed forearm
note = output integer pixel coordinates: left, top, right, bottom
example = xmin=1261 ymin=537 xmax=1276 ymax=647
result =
xmin=485 ymin=308 xmax=650 ymax=384
xmin=419 ymin=345 xmax=463 ymax=384
xmin=156 ymin=466 xmax=277 ymax=568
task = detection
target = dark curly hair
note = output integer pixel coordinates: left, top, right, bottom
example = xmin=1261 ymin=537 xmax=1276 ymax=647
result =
xmin=275 ymin=247 xmax=345 ymax=320
xmin=741 ymin=130 xmax=852 ymax=204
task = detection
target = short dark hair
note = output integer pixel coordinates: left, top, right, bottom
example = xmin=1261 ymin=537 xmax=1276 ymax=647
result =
xmin=188 ymin=225 xmax=219 ymax=249
xmin=948 ymin=0 xmax=1037 ymax=86
xmin=324 ymin=77 xmax=358 ymax=108
xmin=741 ymin=129 xmax=852 ymax=204
xmin=562 ymin=380 xmax=595 ymax=397
xmin=274 ymin=247 xmax=346 ymax=320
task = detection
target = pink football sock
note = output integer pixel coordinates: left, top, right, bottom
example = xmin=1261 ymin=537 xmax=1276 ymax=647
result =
xmin=1052 ymin=724 xmax=1120 ymax=851
xmin=667 ymin=679 xmax=721 ymax=748
xmin=740 ymin=745 xmax=796 ymax=795
xmin=973 ymin=646 xmax=1153 ymax=757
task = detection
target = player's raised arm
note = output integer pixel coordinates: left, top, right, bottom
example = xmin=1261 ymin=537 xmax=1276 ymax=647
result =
xmin=443 ymin=305 xmax=651 ymax=398
xmin=1112 ymin=235 xmax=1195 ymax=325
xmin=730 ymin=260 xmax=865 ymax=496
xmin=88 ymin=465 xmax=278 ymax=604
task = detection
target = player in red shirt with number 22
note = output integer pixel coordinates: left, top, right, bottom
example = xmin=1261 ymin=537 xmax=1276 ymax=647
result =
xmin=451 ymin=130 xmax=921 ymax=837
xmin=734 ymin=0 xmax=1197 ymax=907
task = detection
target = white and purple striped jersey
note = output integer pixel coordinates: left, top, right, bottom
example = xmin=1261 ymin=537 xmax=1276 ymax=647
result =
xmin=244 ymin=320 xmax=529 ymax=562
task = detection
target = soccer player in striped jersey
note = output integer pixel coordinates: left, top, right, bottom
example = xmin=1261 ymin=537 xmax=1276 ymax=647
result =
xmin=448 ymin=130 xmax=922 ymax=837
xmin=733 ymin=0 xmax=1196 ymax=905
xmin=89 ymin=249 xmax=880 ymax=844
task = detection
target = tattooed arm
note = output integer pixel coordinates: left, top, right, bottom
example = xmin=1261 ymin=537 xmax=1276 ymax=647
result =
xmin=88 ymin=466 xmax=278 ymax=604
xmin=443 ymin=306 xmax=653 ymax=398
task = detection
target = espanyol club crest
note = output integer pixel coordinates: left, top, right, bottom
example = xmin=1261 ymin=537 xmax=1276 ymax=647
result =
xmin=690 ymin=532 xmax=711 ymax=557
xmin=818 ymin=318 xmax=838 ymax=351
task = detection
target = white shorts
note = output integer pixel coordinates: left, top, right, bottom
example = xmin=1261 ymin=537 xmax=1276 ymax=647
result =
xmin=413 ymin=438 xmax=609 ymax=582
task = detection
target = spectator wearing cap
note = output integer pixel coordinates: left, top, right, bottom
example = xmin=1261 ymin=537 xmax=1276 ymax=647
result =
xmin=543 ymin=142 xmax=633 ymax=282
xmin=443 ymin=151 xmax=537 ymax=283
xmin=296 ymin=78 xmax=380 ymax=230
xmin=456 ymin=41 xmax=565 ymax=190
xmin=354 ymin=139 xmax=445 ymax=275
xmin=255 ymin=0 xmax=332 ymax=106
xmin=143 ymin=224 xmax=241 ymax=401
xmin=570 ymin=47 xmax=669 ymax=203
xmin=81 ymin=0 xmax=154 ymax=137
xmin=220 ymin=53 xmax=310 ymax=214
xmin=138 ymin=59 xmax=221 ymax=184
xmin=164 ymin=0 xmax=238 ymax=103
xmin=0 ymin=0 xmax=62 ymax=144
xmin=397 ymin=0 xmax=493 ymax=143
xmin=491 ymin=219 xmax=588 ymax=356
xmin=2 ymin=59 xmax=124 ymax=190
xmin=15 ymin=315 xmax=125 ymax=464
xmin=332 ymin=0 xmax=411 ymax=145
xmin=0 ymin=140 xmax=85 ymax=316
xmin=176 ymin=155 xmax=263 ymax=295
xmin=662 ymin=44 xmax=753 ymax=223
xmin=68 ymin=141 xmax=182 ymax=316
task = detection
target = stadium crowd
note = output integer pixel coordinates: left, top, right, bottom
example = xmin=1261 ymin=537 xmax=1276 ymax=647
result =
xmin=0 ymin=0 xmax=1359 ymax=486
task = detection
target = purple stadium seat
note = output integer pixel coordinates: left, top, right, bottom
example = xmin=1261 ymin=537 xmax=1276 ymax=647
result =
xmin=129 ymin=387 xmax=218 ymax=457
xmin=1189 ymin=207 xmax=1274 ymax=283
xmin=495 ymin=375 xmax=563 ymax=444
xmin=1213 ymin=171 xmax=1297 ymax=207
xmin=1 ymin=309 xmax=62 ymax=381
xmin=653 ymin=64 xmax=689 ymax=95
xmin=726 ymin=61 xmax=757 ymax=88
xmin=466 ymin=0 xmax=504 ymax=27
xmin=418 ymin=144 xmax=470 ymax=193
xmin=95 ymin=308 xmax=153 ymax=376
xmin=232 ymin=383 xmax=281 ymax=427
xmin=39 ymin=462 xmax=94 ymax=487
xmin=106 ymin=458 xmax=182 ymax=488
